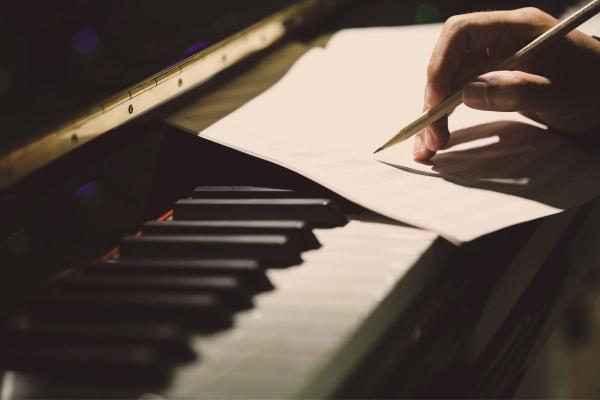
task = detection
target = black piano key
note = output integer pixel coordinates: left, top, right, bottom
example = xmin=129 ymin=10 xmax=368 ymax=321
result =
xmin=173 ymin=198 xmax=346 ymax=227
xmin=0 ymin=342 xmax=170 ymax=380
xmin=191 ymin=186 xmax=320 ymax=199
xmin=32 ymin=292 xmax=232 ymax=330
xmin=0 ymin=322 xmax=194 ymax=361
xmin=53 ymin=274 xmax=252 ymax=310
xmin=142 ymin=220 xmax=320 ymax=250
xmin=119 ymin=234 xmax=302 ymax=267
xmin=84 ymin=258 xmax=273 ymax=292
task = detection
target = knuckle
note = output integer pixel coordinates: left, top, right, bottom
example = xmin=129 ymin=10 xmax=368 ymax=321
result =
xmin=520 ymin=7 xmax=543 ymax=16
xmin=444 ymin=14 xmax=460 ymax=27
xmin=444 ymin=14 xmax=468 ymax=33
xmin=443 ymin=13 xmax=478 ymax=46
xmin=484 ymin=73 xmax=517 ymax=110
xmin=516 ymin=7 xmax=556 ymax=27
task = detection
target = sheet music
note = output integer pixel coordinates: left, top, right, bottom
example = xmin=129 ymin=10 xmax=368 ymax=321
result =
xmin=179 ymin=24 xmax=600 ymax=243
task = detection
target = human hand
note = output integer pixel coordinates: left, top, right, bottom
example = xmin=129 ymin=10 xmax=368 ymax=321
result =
xmin=414 ymin=7 xmax=600 ymax=161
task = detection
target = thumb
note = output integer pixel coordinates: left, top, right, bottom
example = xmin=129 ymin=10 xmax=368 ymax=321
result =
xmin=462 ymin=70 xmax=554 ymax=112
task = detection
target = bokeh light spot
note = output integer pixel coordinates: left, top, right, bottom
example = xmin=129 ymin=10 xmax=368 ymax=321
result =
xmin=415 ymin=3 xmax=442 ymax=24
xmin=71 ymin=26 xmax=99 ymax=55
xmin=73 ymin=180 xmax=97 ymax=198
xmin=184 ymin=40 xmax=208 ymax=56
xmin=73 ymin=180 xmax=104 ymax=207
xmin=0 ymin=69 xmax=11 ymax=96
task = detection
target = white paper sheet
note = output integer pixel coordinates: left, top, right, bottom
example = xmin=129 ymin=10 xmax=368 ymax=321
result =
xmin=192 ymin=24 xmax=600 ymax=243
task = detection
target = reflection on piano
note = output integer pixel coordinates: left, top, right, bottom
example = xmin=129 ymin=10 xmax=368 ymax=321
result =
xmin=0 ymin=0 xmax=598 ymax=398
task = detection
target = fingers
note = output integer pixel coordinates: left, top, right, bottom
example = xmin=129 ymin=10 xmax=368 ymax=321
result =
xmin=413 ymin=131 xmax=435 ymax=161
xmin=413 ymin=117 xmax=449 ymax=161
xmin=414 ymin=91 xmax=450 ymax=160
xmin=462 ymin=70 xmax=553 ymax=112
xmin=415 ymin=70 xmax=554 ymax=159
xmin=414 ymin=7 xmax=557 ymax=161
xmin=427 ymin=8 xmax=555 ymax=108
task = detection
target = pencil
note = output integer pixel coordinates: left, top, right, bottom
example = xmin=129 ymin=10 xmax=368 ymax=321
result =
xmin=373 ymin=0 xmax=600 ymax=154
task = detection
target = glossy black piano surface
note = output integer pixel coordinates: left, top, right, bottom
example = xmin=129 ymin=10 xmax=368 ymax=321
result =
xmin=1 ymin=0 xmax=599 ymax=398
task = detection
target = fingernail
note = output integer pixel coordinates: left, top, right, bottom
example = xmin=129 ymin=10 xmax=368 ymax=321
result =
xmin=413 ymin=134 xmax=424 ymax=157
xmin=462 ymin=81 xmax=488 ymax=108
xmin=424 ymin=128 xmax=437 ymax=151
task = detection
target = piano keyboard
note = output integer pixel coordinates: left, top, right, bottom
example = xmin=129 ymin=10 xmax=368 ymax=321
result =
xmin=1 ymin=186 xmax=440 ymax=399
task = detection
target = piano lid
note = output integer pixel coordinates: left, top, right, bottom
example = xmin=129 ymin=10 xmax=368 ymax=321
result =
xmin=0 ymin=0 xmax=350 ymax=190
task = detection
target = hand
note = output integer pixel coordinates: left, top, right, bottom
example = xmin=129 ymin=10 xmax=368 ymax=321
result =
xmin=414 ymin=7 xmax=600 ymax=161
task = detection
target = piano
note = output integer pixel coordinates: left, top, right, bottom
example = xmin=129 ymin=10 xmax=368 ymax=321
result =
xmin=0 ymin=0 xmax=597 ymax=398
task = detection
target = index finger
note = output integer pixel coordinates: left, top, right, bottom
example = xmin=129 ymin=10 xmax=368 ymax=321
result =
xmin=426 ymin=8 xmax=554 ymax=107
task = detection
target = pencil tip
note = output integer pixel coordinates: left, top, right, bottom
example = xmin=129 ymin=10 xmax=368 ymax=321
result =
xmin=373 ymin=146 xmax=384 ymax=154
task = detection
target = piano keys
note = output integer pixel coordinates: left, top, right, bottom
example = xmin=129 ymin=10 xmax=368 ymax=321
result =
xmin=141 ymin=220 xmax=320 ymax=250
xmin=85 ymin=258 xmax=274 ymax=293
xmin=3 ymin=179 xmax=597 ymax=398
xmin=0 ymin=184 xmax=441 ymax=397
xmin=173 ymin=198 xmax=346 ymax=227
